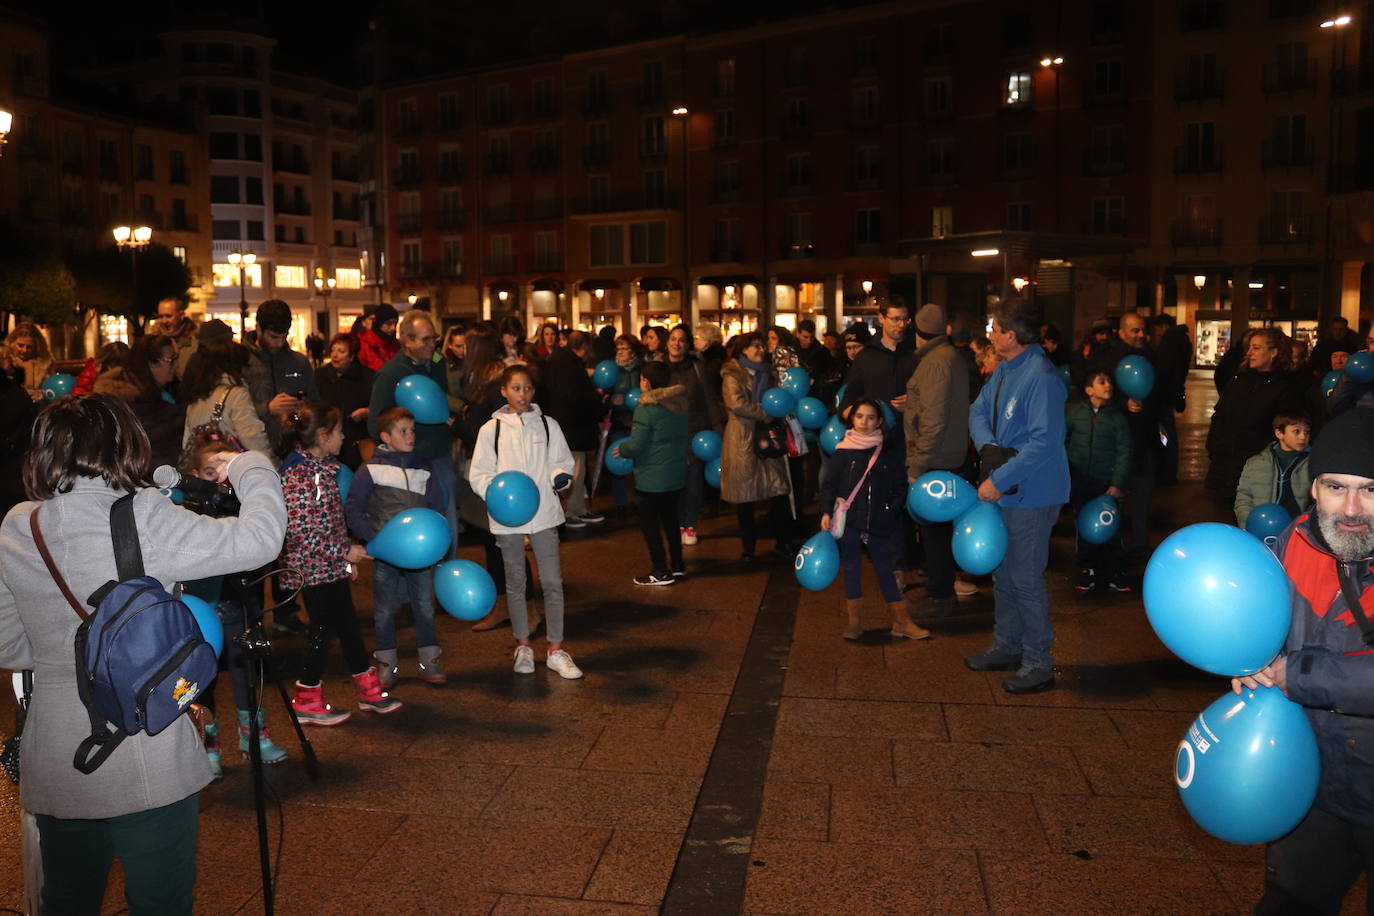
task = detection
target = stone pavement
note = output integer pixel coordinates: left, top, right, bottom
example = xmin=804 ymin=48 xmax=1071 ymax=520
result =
xmin=0 ymin=373 xmax=1363 ymax=914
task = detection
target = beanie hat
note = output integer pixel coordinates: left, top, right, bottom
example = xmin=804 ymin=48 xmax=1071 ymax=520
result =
xmin=374 ymin=303 xmax=399 ymax=329
xmin=1309 ymin=408 xmax=1374 ymax=480
xmin=199 ymin=318 xmax=233 ymax=345
xmin=1091 ymin=318 xmax=1113 ymax=333
xmin=915 ymin=303 xmax=947 ymax=338
xmin=256 ymin=299 xmax=293 ymax=334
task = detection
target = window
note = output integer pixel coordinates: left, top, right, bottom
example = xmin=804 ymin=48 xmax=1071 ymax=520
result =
xmin=854 ymin=208 xmax=881 ymax=245
xmin=713 ymin=217 xmax=741 ymax=259
xmin=243 ymin=134 xmax=262 ymax=161
xmin=294 ymin=226 xmax=307 ymax=244
xmin=442 ymin=238 xmax=463 ymax=274
xmin=439 ymin=146 xmax=464 ymax=179
xmin=531 ymin=78 xmax=555 ymax=117
xmin=641 ymin=116 xmax=666 ymax=156
xmin=629 ymin=221 xmax=667 ymax=264
xmin=485 ymin=135 xmax=510 ymax=173
xmin=1180 ymin=52 xmax=1221 ymax=98
xmin=1006 ymin=202 xmax=1031 ymax=231
xmin=785 ymin=98 xmax=810 ymax=135
xmin=854 ymin=146 xmax=881 ymax=185
xmin=485 ymin=84 xmax=509 ymax=123
xmin=100 ymin=191 xmax=120 ymax=217
xmin=1004 ymin=71 xmax=1032 ymax=107
xmin=397 ymin=99 xmax=419 ymax=133
xmin=932 ymin=205 xmax=954 ymax=236
xmin=489 ymin=235 xmax=513 ymax=272
xmin=209 ymin=132 xmax=238 ymax=159
xmin=171 ymin=198 xmax=188 ymax=228
xmin=643 ymin=169 xmax=666 ymax=207
xmin=437 ymin=92 xmax=460 ymax=129
xmin=1090 ymin=197 xmax=1124 ymax=233
xmin=784 ymin=46 xmax=809 ymax=88
xmin=336 ymin=267 xmax=362 ymax=289
xmin=275 ymin=265 xmax=307 ymax=288
xmin=586 ymin=70 xmax=608 ymax=110
xmin=786 ymin=211 xmax=813 ymax=253
xmin=716 ymin=58 xmax=736 ymax=95
xmin=401 ymin=242 xmax=421 ymax=275
xmin=245 ymin=221 xmax=263 ymax=241
xmin=212 ymin=261 xmax=262 ymax=287
xmin=715 ymin=161 xmax=739 ymax=199
xmin=854 ymin=35 xmax=879 ymax=71
xmin=534 ymin=231 xmax=558 ymax=270
xmin=399 ymin=149 xmax=420 ymax=180
xmin=590 ymin=224 xmax=625 ymax=267
xmin=714 ymin=109 xmax=736 ymax=146
xmin=640 ymin=60 xmax=664 ymax=101
xmin=245 ymin=176 xmax=263 ymax=205
xmin=1184 ymin=120 xmax=1218 ymax=167
xmin=242 ymin=89 xmax=261 ymax=118
xmin=172 ymin=246 xmax=187 ymax=263
xmin=852 ymin=86 xmax=880 ymax=126
xmin=136 ymin=145 xmax=154 ymax=181
xmin=1090 ymin=125 xmax=1125 ymax=172
xmin=1093 ymin=60 xmax=1124 ymax=98
xmin=925 ymin=77 xmax=952 ymax=118
xmin=786 ymin=153 xmax=812 ymax=192
xmin=1003 ymin=133 xmax=1033 ymax=176
xmin=588 ymin=175 xmax=609 ymax=209
xmin=206 ymin=86 xmax=238 ymax=115
xmin=440 ymin=188 xmax=463 ymax=214
xmin=1275 ymin=42 xmax=1309 ymax=84
xmin=211 ymin=176 xmax=240 ymax=203
xmin=926 ymin=22 xmax=954 ymax=56
xmin=927 ymin=138 xmax=955 ymax=183
xmin=1002 ymin=11 xmax=1032 ymax=52
xmin=212 ymin=219 xmax=240 ymax=239
xmin=170 ymin=151 xmax=188 ymax=184
xmin=1271 ymin=113 xmax=1309 ymax=164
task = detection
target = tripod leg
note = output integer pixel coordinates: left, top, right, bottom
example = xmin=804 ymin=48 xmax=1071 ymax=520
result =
xmin=244 ymin=654 xmax=274 ymax=916
xmin=261 ymin=653 xmax=319 ymax=780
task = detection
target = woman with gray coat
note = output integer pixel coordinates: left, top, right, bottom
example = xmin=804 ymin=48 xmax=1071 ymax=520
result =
xmin=0 ymin=394 xmax=287 ymax=914
xmin=720 ymin=332 xmax=792 ymax=561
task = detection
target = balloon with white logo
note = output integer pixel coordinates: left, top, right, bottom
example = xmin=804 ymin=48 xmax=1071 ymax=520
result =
xmin=906 ymin=472 xmax=977 ymax=523
xmin=1077 ymin=494 xmax=1120 ymax=545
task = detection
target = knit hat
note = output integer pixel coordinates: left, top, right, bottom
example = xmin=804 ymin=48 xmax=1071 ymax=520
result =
xmin=199 ymin=318 xmax=233 ymax=345
xmin=914 ymin=303 xmax=946 ymax=338
xmin=1309 ymin=408 xmax=1374 ymax=481
xmin=374 ymin=303 xmax=399 ymax=329
xmin=1091 ymin=318 xmax=1113 ymax=333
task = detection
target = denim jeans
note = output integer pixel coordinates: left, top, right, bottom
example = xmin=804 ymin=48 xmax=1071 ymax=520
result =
xmin=991 ymin=503 xmax=1061 ymax=670
xmin=373 ymin=561 xmax=437 ymax=651
xmin=430 ymin=453 xmax=461 ymax=560
xmin=839 ymin=527 xmax=902 ymax=602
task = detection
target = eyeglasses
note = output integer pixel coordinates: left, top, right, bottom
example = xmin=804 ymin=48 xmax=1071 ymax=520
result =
xmin=151 ymin=355 xmax=176 ymax=365
xmin=410 ymin=335 xmax=438 ymax=344
xmin=882 ymin=315 xmax=911 ymax=323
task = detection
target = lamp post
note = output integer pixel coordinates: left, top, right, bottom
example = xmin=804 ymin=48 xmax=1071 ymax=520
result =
xmin=673 ymin=106 xmax=690 ymax=321
xmin=1040 ymin=56 xmax=1065 ymax=232
xmin=113 ymin=225 xmax=152 ymax=318
xmin=313 ymin=275 xmax=335 ymax=302
xmin=1321 ymin=13 xmax=1352 ymax=323
xmin=0 ymin=107 xmax=12 ymax=156
xmin=227 ymin=250 xmax=256 ymax=335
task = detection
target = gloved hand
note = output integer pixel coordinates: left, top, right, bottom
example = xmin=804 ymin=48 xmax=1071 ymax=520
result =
xmin=553 ymin=473 xmax=572 ymax=492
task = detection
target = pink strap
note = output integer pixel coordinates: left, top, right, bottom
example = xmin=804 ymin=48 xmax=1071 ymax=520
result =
xmin=838 ymin=445 xmax=882 ymax=513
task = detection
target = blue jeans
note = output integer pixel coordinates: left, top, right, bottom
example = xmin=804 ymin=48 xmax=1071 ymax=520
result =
xmin=991 ymin=503 xmax=1061 ymax=670
xmin=430 ymin=453 xmax=461 ymax=560
xmin=373 ymin=561 xmax=438 ymax=651
xmin=839 ymin=527 xmax=902 ymax=602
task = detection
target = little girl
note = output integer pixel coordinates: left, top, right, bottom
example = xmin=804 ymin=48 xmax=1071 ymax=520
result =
xmin=819 ymin=398 xmax=930 ymax=642
xmin=468 ymin=365 xmax=583 ymax=679
xmin=179 ymin=429 xmax=289 ymax=774
xmin=278 ymin=404 xmax=401 ymax=724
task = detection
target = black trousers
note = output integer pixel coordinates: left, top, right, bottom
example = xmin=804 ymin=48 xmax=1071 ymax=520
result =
xmin=637 ymin=488 xmax=683 ymax=574
xmin=299 ymin=578 xmax=371 ymax=685
xmin=736 ymin=495 xmax=791 ymax=554
xmin=1256 ymin=804 xmax=1374 ymax=915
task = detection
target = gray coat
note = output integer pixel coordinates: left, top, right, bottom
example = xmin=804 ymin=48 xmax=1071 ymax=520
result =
xmin=719 ymin=360 xmax=789 ymax=504
xmin=0 ymin=452 xmax=286 ymax=818
xmin=903 ymin=335 xmax=972 ymax=479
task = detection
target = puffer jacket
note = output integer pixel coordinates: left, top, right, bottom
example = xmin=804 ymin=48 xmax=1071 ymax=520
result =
xmin=616 ymin=384 xmax=690 ymax=492
xmin=1234 ymin=443 xmax=1311 ymax=527
xmin=819 ymin=434 xmax=907 ymax=536
xmin=719 ymin=360 xmax=789 ymax=504
xmin=357 ymin=327 xmax=399 ymax=372
xmin=279 ymin=450 xmax=352 ymax=588
xmin=343 ymin=445 xmax=443 ymax=544
xmin=94 ymin=368 xmax=187 ymax=471
xmin=468 ymin=403 xmax=575 ymax=535
xmin=903 ymin=335 xmax=971 ymax=479
xmin=1064 ymin=401 xmax=1132 ymax=489
xmin=1275 ymin=515 xmax=1374 ymax=825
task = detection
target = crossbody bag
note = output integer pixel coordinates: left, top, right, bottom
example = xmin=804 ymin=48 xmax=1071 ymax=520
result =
xmin=831 ymin=446 xmax=882 ymax=540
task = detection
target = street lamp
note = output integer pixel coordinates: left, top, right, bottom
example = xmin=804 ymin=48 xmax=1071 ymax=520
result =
xmin=113 ymin=225 xmax=153 ymax=316
xmin=226 ymin=250 xmax=256 ymax=334
xmin=313 ymin=276 xmax=336 ymax=299
xmin=1322 ymin=13 xmax=1352 ymax=322
xmin=672 ymin=106 xmax=690 ymax=320
xmin=1193 ymin=274 xmax=1207 ymax=291
xmin=861 ymin=279 xmax=873 ymax=295
xmin=407 ymin=293 xmax=417 ymax=306
xmin=1041 ymin=55 xmax=1065 ymax=231
xmin=0 ymin=108 xmax=12 ymax=156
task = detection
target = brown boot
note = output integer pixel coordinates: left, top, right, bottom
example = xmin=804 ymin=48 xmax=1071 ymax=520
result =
xmin=842 ymin=598 xmax=864 ymax=641
xmin=888 ymin=601 xmax=932 ymax=640
xmin=470 ymin=599 xmax=510 ymax=632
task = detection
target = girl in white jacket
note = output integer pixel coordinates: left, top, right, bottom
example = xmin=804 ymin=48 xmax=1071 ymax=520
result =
xmin=468 ymin=365 xmax=582 ymax=678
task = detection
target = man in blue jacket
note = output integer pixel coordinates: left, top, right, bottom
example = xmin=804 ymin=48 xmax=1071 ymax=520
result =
xmin=964 ymin=298 xmax=1070 ymax=694
xmin=1234 ymin=407 xmax=1374 ymax=913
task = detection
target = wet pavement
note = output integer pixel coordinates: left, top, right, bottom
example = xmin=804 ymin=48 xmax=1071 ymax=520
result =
xmin=0 ymin=372 xmax=1363 ymax=914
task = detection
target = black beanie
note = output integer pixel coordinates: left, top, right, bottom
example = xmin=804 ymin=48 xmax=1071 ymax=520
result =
xmin=1309 ymin=408 xmax=1374 ymax=480
xmin=374 ymin=303 xmax=399 ymax=330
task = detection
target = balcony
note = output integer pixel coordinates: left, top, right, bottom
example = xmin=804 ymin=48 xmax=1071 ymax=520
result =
xmin=1172 ymin=144 xmax=1224 ymax=175
xmin=529 ymin=148 xmax=559 ymax=171
xmin=332 ymin=166 xmax=360 ymax=182
xmin=528 ymin=100 xmax=560 ymax=120
xmin=484 ymin=203 xmax=515 ymax=224
xmin=168 ymin=214 xmax=198 ymax=232
xmin=713 ymin=186 xmax=740 ymax=204
xmin=1261 ymin=136 xmax=1315 ymax=170
xmin=850 ymin=237 xmax=883 ymax=257
xmin=639 ymin=143 xmax=668 ymax=161
xmin=781 ymin=119 xmax=812 ymax=140
xmin=1085 ymin=152 xmax=1126 ymax=176
xmin=1174 ymin=73 xmax=1225 ymax=103
xmin=393 ymin=166 xmax=423 ymax=187
xmin=529 ymin=252 xmax=563 ymax=272
xmin=1171 ymin=218 xmax=1223 ymax=247
xmin=15 ymin=137 xmax=52 ymax=161
xmin=569 ymin=192 xmax=681 ymax=215
xmin=1179 ymin=0 xmax=1225 ymax=30
xmin=393 ymin=119 xmax=422 ymax=137
xmin=483 ymin=106 xmax=511 ymax=126
xmin=1333 ymin=63 xmax=1374 ymax=98
xmin=525 ymin=200 xmax=562 ymax=221
xmin=483 ymin=154 xmax=512 ymax=176
xmin=434 ymin=209 xmax=466 ymax=230
xmin=483 ymin=254 xmax=516 ymax=274
xmin=334 ymin=207 xmax=360 ymax=222
xmin=434 ymin=114 xmax=465 ymax=133
xmin=850 ymin=111 xmax=881 ymax=131
xmin=852 ymin=171 xmax=882 ymax=191
xmin=394 ymin=213 xmax=423 ymax=234
xmin=436 ymin=160 xmax=467 ymax=182
xmin=1258 ymin=214 xmax=1313 ymax=245
xmin=584 ymin=146 xmax=612 ymax=168
xmin=1262 ymin=61 xmax=1318 ymax=95
xmin=781 ymin=241 xmax=815 ymax=260
xmin=710 ymin=244 xmax=743 ymax=262
xmin=275 ymin=198 xmax=312 ymax=216
xmin=1328 ymin=163 xmax=1374 ymax=193
xmin=276 ymin=157 xmax=311 ymax=175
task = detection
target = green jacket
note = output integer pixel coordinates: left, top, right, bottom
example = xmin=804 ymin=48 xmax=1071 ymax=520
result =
xmin=1235 ymin=443 xmax=1312 ymax=527
xmin=368 ymin=350 xmax=453 ymax=461
xmin=617 ymin=384 xmax=690 ymax=492
xmin=1064 ymin=400 xmax=1131 ymax=488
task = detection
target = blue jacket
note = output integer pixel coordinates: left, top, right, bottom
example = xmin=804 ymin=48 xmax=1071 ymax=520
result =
xmin=969 ymin=344 xmax=1070 ymax=509
xmin=343 ymin=446 xmax=443 ymax=543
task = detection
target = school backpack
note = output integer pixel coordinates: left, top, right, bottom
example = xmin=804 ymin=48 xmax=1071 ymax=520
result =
xmin=32 ymin=493 xmax=219 ymax=775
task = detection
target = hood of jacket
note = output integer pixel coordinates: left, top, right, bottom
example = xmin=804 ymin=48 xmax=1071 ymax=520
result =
xmin=639 ymin=384 xmax=688 ymax=414
xmin=92 ymin=367 xmax=143 ymax=402
xmin=366 ymin=445 xmax=429 ymax=470
xmin=492 ymin=402 xmax=546 ymax=427
xmin=279 ymin=449 xmax=341 ymax=477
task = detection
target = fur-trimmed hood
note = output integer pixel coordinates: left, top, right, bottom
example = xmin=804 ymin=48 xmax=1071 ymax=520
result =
xmin=92 ymin=367 xmax=144 ymax=402
xmin=639 ymin=383 xmax=688 ymax=415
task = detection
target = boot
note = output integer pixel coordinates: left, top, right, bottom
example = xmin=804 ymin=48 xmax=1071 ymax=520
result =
xmin=417 ymin=646 xmax=447 ymax=685
xmin=353 ymin=669 xmax=403 ymax=714
xmin=373 ymin=648 xmax=399 ymax=688
xmin=237 ymin=709 xmax=290 ymax=763
xmin=470 ymin=601 xmax=510 ymax=632
xmin=842 ymin=598 xmax=864 ymax=641
xmin=204 ymin=717 xmax=223 ymax=781
xmin=291 ymin=682 xmax=351 ymax=726
xmin=888 ymin=601 xmax=932 ymax=641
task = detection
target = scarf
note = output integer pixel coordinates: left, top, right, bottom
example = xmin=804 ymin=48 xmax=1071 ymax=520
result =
xmin=837 ymin=429 xmax=884 ymax=451
xmin=738 ymin=355 xmax=772 ymax=404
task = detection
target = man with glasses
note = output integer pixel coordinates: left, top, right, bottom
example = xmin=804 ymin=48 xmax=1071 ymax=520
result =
xmin=836 ymin=297 xmax=918 ymax=428
xmin=368 ymin=310 xmax=461 ymax=559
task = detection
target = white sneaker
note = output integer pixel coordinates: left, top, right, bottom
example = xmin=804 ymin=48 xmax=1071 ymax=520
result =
xmin=563 ymin=515 xmax=587 ymax=529
xmin=513 ymin=645 xmax=535 ymax=674
xmin=546 ymin=649 xmax=583 ymax=680
xmin=681 ymin=527 xmax=698 ymax=545
xmin=954 ymin=580 xmax=979 ymax=597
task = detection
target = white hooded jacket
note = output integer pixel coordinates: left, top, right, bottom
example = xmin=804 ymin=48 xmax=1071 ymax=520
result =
xmin=468 ymin=403 xmax=575 ymax=535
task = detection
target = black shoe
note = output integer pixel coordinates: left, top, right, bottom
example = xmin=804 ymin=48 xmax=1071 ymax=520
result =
xmin=1074 ymin=569 xmax=1098 ymax=592
xmin=670 ymin=568 xmax=687 ymax=579
xmin=740 ymin=552 xmax=755 ymax=564
xmin=1003 ymin=667 xmax=1056 ymax=694
xmin=964 ymin=648 xmax=1023 ymax=671
xmin=918 ymin=596 xmax=957 ymax=619
xmin=634 ymin=572 xmax=676 ymax=587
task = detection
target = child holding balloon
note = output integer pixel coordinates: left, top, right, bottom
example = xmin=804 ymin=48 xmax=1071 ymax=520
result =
xmin=819 ymin=397 xmax=929 ymax=641
xmin=279 ymin=404 xmax=401 ymax=724
xmin=1233 ymin=410 xmax=1312 ymax=528
xmin=1063 ymin=370 xmax=1131 ymax=592
xmin=468 ymin=365 xmax=583 ymax=679
xmin=345 ymin=406 xmax=448 ymax=686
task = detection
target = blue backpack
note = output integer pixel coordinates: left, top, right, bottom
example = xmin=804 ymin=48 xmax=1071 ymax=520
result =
xmin=33 ymin=493 xmax=219 ymax=774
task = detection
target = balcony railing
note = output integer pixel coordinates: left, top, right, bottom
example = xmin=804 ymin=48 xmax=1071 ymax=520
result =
xmin=434 ymin=113 xmax=465 ymax=132
xmin=1171 ymin=218 xmax=1223 ymax=247
xmin=434 ymin=209 xmax=466 ymax=230
xmin=483 ymin=254 xmax=516 ymax=274
xmin=1261 ymin=136 xmax=1315 ymax=170
xmin=1172 ymin=144 xmax=1224 ymax=175
xmin=275 ymin=199 xmax=312 ymax=216
xmin=525 ymin=200 xmax=562 ymax=221
xmin=393 ymin=119 xmax=422 ymax=137
xmin=583 ymin=146 xmax=612 ymax=168
xmin=484 ymin=203 xmax=515 ymax=224
xmin=394 ymin=213 xmax=423 ymax=234
xmin=529 ymin=148 xmax=559 ymax=171
xmin=781 ymin=119 xmax=812 ymax=140
xmin=529 ymin=252 xmax=563 ymax=272
xmin=710 ymin=244 xmax=742 ymax=262
xmin=1174 ymin=73 xmax=1225 ymax=103
xmin=393 ymin=166 xmax=423 ymax=186
xmin=436 ymin=160 xmax=467 ymax=182
xmin=1085 ymin=151 xmax=1126 ymax=176
xmin=569 ymin=192 xmax=681 ymax=214
xmin=781 ymin=241 xmax=815 ymax=260
xmin=1258 ymin=214 xmax=1313 ymax=245
xmin=1262 ymin=61 xmax=1318 ymax=95
xmin=483 ymin=154 xmax=512 ymax=176
xmin=1180 ymin=0 xmax=1225 ymax=30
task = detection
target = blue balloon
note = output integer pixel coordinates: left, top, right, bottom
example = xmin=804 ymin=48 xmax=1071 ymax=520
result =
xmin=40 ymin=373 xmax=76 ymax=402
xmin=593 ymin=360 xmax=621 ymax=388
xmin=182 ymin=594 xmax=224 ymax=658
xmin=1321 ymin=370 xmax=1343 ymax=397
xmin=794 ymin=531 xmax=840 ymax=591
xmin=625 ymin=387 xmax=642 ymax=409
xmin=1244 ymin=503 xmax=1290 ymax=546
xmin=834 ymin=384 xmax=848 ymax=411
xmin=781 ymin=367 xmax=811 ymax=398
xmin=335 ymin=464 xmax=354 ymax=502
xmin=394 ymin=374 xmax=449 ymax=424
xmin=692 ymin=430 xmax=723 ymax=462
xmin=1056 ymin=364 xmax=1074 ymax=391
xmin=486 ymin=471 xmax=540 ymax=527
xmin=907 ymin=472 xmax=977 ymax=523
xmin=1175 ymin=686 xmax=1319 ymax=845
xmin=1115 ymin=355 xmax=1155 ymax=400
xmin=1348 ymin=351 xmax=1374 ymax=383
xmin=604 ymin=434 xmax=634 ymax=476
xmin=796 ymin=397 xmax=828 ymax=429
xmin=761 ymin=387 xmax=797 ymax=418
xmin=704 ymin=456 xmax=721 ymax=488
xmin=159 ymin=487 xmax=185 ymax=505
xmin=1077 ymin=495 xmax=1120 ymax=545
xmin=819 ymin=415 xmax=845 ymax=456
xmin=952 ymin=502 xmax=1008 ymax=575
xmin=879 ymin=400 xmax=897 ymax=428
xmin=369 ymin=507 xmax=452 ymax=568
xmin=1143 ymin=523 xmax=1290 ymax=676
xmin=435 ymin=559 xmax=497 ymax=621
